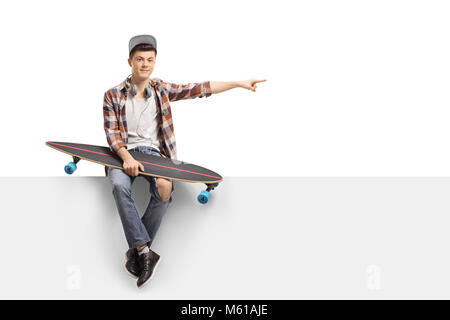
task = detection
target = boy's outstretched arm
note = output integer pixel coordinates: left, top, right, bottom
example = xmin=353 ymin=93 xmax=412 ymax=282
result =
xmin=210 ymin=79 xmax=266 ymax=94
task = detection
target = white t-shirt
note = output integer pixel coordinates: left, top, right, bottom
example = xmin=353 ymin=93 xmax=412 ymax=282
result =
xmin=125 ymin=91 xmax=160 ymax=151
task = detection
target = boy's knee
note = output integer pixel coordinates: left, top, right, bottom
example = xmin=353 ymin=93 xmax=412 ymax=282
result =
xmin=156 ymin=178 xmax=172 ymax=202
xmin=112 ymin=182 xmax=130 ymax=195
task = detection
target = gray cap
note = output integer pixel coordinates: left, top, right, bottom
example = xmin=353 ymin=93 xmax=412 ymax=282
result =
xmin=129 ymin=35 xmax=157 ymax=55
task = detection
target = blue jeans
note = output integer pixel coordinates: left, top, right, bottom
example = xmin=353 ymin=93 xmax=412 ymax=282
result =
xmin=107 ymin=146 xmax=174 ymax=249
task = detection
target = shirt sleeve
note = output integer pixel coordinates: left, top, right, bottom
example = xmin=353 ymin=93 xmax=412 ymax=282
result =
xmin=103 ymin=91 xmax=126 ymax=153
xmin=160 ymin=80 xmax=212 ymax=102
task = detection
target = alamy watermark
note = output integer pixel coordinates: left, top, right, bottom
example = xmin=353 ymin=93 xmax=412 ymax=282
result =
xmin=66 ymin=265 xmax=82 ymax=290
xmin=366 ymin=265 xmax=382 ymax=291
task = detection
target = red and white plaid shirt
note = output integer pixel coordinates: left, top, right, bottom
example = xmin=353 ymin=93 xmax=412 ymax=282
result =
xmin=103 ymin=76 xmax=212 ymax=159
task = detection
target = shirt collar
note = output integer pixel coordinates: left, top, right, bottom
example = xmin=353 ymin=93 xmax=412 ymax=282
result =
xmin=119 ymin=76 xmax=160 ymax=93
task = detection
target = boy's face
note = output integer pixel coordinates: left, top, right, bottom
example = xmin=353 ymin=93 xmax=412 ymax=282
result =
xmin=128 ymin=50 xmax=156 ymax=80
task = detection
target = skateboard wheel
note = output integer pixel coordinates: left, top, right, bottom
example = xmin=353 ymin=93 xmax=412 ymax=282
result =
xmin=197 ymin=190 xmax=210 ymax=204
xmin=64 ymin=162 xmax=77 ymax=174
xmin=213 ymin=183 xmax=219 ymax=188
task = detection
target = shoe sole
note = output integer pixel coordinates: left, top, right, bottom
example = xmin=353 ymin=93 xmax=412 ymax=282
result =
xmin=138 ymin=257 xmax=161 ymax=289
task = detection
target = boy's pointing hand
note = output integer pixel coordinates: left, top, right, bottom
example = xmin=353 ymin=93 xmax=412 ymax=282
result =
xmin=239 ymin=79 xmax=267 ymax=92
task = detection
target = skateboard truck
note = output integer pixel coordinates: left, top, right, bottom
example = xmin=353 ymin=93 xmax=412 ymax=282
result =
xmin=64 ymin=156 xmax=81 ymax=175
xmin=197 ymin=183 xmax=220 ymax=204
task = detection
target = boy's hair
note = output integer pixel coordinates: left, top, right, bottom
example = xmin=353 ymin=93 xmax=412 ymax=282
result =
xmin=129 ymin=43 xmax=157 ymax=59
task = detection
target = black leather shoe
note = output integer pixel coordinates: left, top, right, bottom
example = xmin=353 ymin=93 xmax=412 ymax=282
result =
xmin=125 ymin=248 xmax=141 ymax=278
xmin=137 ymin=250 xmax=161 ymax=288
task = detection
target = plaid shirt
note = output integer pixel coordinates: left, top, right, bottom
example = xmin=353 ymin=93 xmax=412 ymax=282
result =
xmin=103 ymin=76 xmax=212 ymax=159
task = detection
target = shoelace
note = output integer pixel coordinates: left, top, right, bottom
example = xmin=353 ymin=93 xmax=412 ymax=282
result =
xmin=142 ymin=258 xmax=152 ymax=272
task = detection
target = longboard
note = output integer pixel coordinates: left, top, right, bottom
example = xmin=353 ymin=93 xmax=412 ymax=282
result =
xmin=46 ymin=141 xmax=222 ymax=204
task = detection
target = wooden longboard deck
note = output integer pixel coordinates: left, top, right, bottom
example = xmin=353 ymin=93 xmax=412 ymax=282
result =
xmin=46 ymin=141 xmax=223 ymax=184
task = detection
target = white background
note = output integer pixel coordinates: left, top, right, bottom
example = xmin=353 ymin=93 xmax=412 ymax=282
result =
xmin=1 ymin=0 xmax=450 ymax=176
